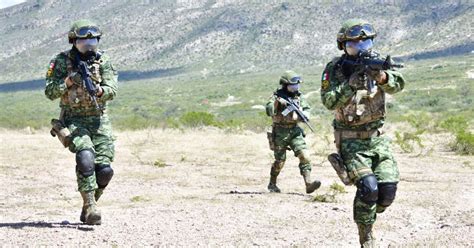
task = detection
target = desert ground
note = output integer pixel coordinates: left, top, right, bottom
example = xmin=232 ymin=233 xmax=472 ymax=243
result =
xmin=0 ymin=127 xmax=472 ymax=247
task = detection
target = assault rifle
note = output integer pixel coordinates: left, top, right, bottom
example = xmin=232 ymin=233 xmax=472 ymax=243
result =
xmin=275 ymin=91 xmax=315 ymax=133
xmin=76 ymin=55 xmax=103 ymax=114
xmin=342 ymin=50 xmax=404 ymax=93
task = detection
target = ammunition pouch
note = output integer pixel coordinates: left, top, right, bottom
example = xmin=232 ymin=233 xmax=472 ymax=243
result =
xmin=50 ymin=119 xmax=71 ymax=148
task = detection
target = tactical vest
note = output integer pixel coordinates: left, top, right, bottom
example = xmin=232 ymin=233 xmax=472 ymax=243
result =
xmin=272 ymin=96 xmax=301 ymax=125
xmin=333 ymin=59 xmax=386 ymax=127
xmin=60 ymin=50 xmax=104 ymax=111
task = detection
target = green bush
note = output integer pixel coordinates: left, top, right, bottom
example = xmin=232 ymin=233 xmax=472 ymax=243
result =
xmin=439 ymin=116 xmax=469 ymax=133
xmin=452 ymin=131 xmax=474 ymax=155
xmin=179 ymin=111 xmax=222 ymax=128
xmin=394 ymin=130 xmax=425 ymax=153
xmin=438 ymin=116 xmax=473 ymax=155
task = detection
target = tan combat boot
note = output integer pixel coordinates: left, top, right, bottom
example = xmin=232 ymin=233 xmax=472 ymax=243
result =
xmin=302 ymin=171 xmax=321 ymax=194
xmin=268 ymin=173 xmax=281 ymax=193
xmin=268 ymin=161 xmax=283 ymax=193
xmin=357 ymin=223 xmax=376 ymax=248
xmin=80 ymin=191 xmax=101 ymax=225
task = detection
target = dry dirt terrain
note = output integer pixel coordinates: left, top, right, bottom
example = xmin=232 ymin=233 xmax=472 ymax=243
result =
xmin=0 ymin=128 xmax=473 ymax=247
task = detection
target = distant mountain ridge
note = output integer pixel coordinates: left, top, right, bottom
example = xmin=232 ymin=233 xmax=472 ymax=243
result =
xmin=0 ymin=0 xmax=472 ymax=84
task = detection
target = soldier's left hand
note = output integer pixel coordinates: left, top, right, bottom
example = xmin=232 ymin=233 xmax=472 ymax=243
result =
xmin=367 ymin=69 xmax=387 ymax=84
xmin=96 ymin=86 xmax=103 ymax=97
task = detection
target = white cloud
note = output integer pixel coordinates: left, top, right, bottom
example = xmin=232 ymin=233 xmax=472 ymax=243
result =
xmin=0 ymin=0 xmax=27 ymax=9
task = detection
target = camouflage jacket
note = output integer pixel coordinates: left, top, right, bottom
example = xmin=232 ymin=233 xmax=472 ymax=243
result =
xmin=320 ymin=55 xmax=405 ymax=130
xmin=45 ymin=47 xmax=118 ymax=116
xmin=266 ymin=89 xmax=311 ymax=125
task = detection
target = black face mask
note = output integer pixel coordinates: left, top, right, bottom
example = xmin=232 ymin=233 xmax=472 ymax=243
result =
xmin=72 ymin=45 xmax=98 ymax=62
xmin=279 ymin=86 xmax=299 ymax=97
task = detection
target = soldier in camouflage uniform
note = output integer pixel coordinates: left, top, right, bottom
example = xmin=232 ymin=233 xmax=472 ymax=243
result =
xmin=320 ymin=19 xmax=405 ymax=247
xmin=265 ymin=71 xmax=321 ymax=194
xmin=45 ymin=20 xmax=118 ymax=225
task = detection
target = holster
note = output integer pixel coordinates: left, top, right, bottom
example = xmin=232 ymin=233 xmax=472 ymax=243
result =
xmin=267 ymin=130 xmax=275 ymax=151
xmin=50 ymin=109 xmax=71 ymax=148
xmin=328 ymin=130 xmax=352 ymax=185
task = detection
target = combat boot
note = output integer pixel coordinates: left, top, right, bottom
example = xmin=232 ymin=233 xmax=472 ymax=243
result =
xmin=80 ymin=191 xmax=101 ymax=225
xmin=268 ymin=174 xmax=281 ymax=193
xmin=302 ymin=171 xmax=321 ymax=194
xmin=357 ymin=223 xmax=375 ymax=248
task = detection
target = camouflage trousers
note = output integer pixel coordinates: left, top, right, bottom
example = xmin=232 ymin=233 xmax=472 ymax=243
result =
xmin=340 ymin=136 xmax=399 ymax=225
xmin=65 ymin=114 xmax=115 ymax=192
xmin=273 ymin=125 xmax=311 ymax=175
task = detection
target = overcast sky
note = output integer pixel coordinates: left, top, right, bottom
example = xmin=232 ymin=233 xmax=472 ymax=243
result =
xmin=0 ymin=0 xmax=27 ymax=9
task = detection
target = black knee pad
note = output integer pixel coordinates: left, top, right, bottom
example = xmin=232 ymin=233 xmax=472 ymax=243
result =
xmin=377 ymin=183 xmax=397 ymax=207
xmin=76 ymin=149 xmax=95 ymax=177
xmin=356 ymin=175 xmax=379 ymax=205
xmin=95 ymin=164 xmax=114 ymax=188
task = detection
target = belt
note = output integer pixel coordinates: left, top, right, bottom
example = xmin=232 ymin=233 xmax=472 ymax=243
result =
xmin=273 ymin=123 xmax=297 ymax=128
xmin=63 ymin=109 xmax=103 ymax=118
xmin=336 ymin=129 xmax=381 ymax=140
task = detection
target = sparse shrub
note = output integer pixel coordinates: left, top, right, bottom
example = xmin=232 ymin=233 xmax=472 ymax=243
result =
xmin=329 ymin=182 xmax=347 ymax=193
xmin=394 ymin=130 xmax=425 ymax=153
xmin=313 ymin=181 xmax=348 ymax=203
xmin=452 ymin=131 xmax=474 ymax=155
xmin=130 ymin=195 xmax=150 ymax=202
xmin=313 ymin=193 xmax=335 ymax=203
xmin=179 ymin=111 xmax=222 ymax=128
xmin=153 ymin=159 xmax=167 ymax=167
xmin=439 ymin=115 xmax=468 ymax=133
xmin=403 ymin=113 xmax=433 ymax=131
xmin=438 ymin=115 xmax=473 ymax=155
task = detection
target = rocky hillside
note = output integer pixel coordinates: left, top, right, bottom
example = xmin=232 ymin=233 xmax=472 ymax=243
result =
xmin=0 ymin=0 xmax=472 ymax=83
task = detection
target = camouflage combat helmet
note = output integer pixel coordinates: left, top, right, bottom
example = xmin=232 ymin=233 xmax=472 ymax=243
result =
xmin=337 ymin=19 xmax=377 ymax=50
xmin=68 ymin=19 xmax=102 ymax=44
xmin=279 ymin=70 xmax=303 ymax=85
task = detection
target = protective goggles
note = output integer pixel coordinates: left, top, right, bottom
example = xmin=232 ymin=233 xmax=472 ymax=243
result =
xmin=289 ymin=76 xmax=302 ymax=84
xmin=74 ymin=26 xmax=101 ymax=38
xmin=287 ymin=83 xmax=300 ymax=93
xmin=340 ymin=24 xmax=376 ymax=40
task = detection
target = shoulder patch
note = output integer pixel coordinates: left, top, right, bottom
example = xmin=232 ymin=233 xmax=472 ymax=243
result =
xmin=46 ymin=60 xmax=55 ymax=77
xmin=321 ymin=80 xmax=330 ymax=90
xmin=321 ymin=68 xmax=331 ymax=90
xmin=48 ymin=62 xmax=55 ymax=75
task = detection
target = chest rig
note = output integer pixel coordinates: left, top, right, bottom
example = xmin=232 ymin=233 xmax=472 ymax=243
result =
xmin=333 ymin=58 xmax=385 ymax=127
xmin=272 ymin=94 xmax=301 ymax=125
xmin=60 ymin=50 xmax=103 ymax=110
